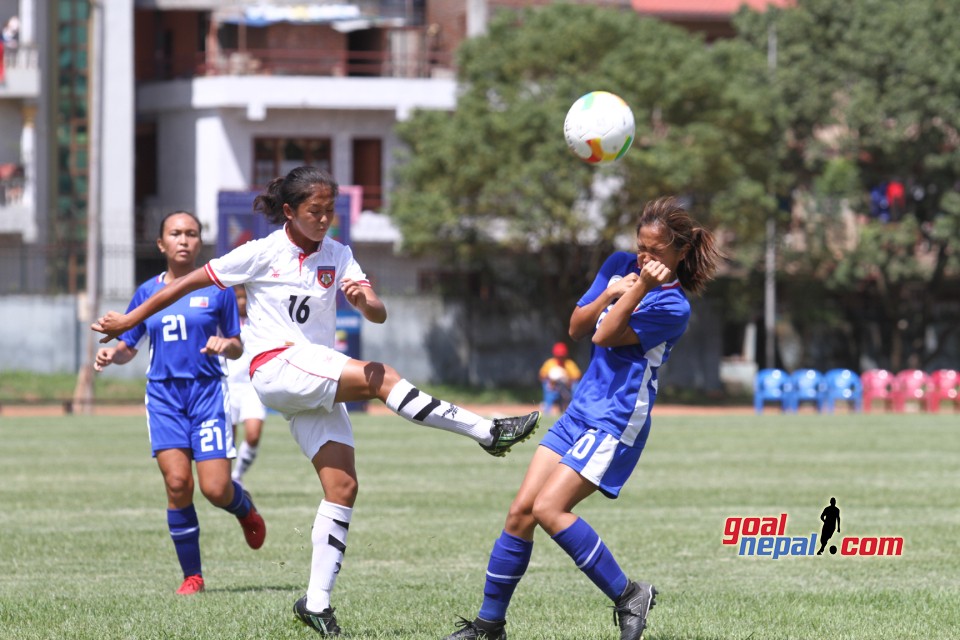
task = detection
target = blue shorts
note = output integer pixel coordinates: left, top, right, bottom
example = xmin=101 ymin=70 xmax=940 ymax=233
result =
xmin=145 ymin=377 xmax=235 ymax=461
xmin=539 ymin=413 xmax=644 ymax=499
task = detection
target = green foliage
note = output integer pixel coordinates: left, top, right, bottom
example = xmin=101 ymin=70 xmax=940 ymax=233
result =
xmin=3 ymin=413 xmax=959 ymax=638
xmin=733 ymin=0 xmax=960 ymax=368
xmin=389 ymin=0 xmax=960 ymax=368
xmin=737 ymin=0 xmax=960 ymax=195
xmin=392 ymin=5 xmax=780 ymax=331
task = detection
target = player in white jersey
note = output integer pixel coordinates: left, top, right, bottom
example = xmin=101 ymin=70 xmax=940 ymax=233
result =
xmin=94 ymin=211 xmax=266 ymax=596
xmin=227 ymin=285 xmax=268 ymax=483
xmin=443 ymin=197 xmax=724 ymax=640
xmin=92 ymin=166 xmax=540 ymax=635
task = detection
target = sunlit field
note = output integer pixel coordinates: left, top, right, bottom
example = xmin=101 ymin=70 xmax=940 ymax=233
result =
xmin=1 ymin=411 xmax=957 ymax=639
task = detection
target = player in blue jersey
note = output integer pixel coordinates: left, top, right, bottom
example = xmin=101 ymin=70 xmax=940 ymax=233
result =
xmin=94 ymin=211 xmax=266 ymax=596
xmin=444 ymin=197 xmax=723 ymax=640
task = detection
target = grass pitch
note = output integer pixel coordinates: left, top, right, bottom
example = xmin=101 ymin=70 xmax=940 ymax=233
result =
xmin=1 ymin=410 xmax=958 ymax=639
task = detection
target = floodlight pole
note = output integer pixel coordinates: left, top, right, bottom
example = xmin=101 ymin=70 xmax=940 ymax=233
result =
xmin=764 ymin=23 xmax=777 ymax=370
xmin=72 ymin=0 xmax=103 ymax=414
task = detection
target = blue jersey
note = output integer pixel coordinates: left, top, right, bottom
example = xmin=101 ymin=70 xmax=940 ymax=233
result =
xmin=565 ymin=251 xmax=690 ymax=448
xmin=119 ymin=274 xmax=241 ymax=381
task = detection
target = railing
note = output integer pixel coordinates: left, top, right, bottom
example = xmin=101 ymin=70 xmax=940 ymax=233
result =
xmin=1 ymin=44 xmax=38 ymax=71
xmin=144 ymin=47 xmax=454 ymax=81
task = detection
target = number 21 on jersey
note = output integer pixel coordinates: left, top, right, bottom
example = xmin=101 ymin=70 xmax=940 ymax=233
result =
xmin=161 ymin=314 xmax=187 ymax=342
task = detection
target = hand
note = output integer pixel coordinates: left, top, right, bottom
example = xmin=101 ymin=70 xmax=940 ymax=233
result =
xmin=340 ymin=278 xmax=366 ymax=307
xmin=91 ymin=311 xmax=132 ymax=343
xmin=201 ymin=335 xmax=233 ymax=356
xmin=94 ymin=347 xmax=116 ymax=372
xmin=607 ymin=272 xmax=640 ymax=298
xmin=638 ymin=259 xmax=674 ymax=287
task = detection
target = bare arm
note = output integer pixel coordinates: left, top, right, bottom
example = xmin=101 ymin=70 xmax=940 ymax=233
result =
xmin=341 ymin=278 xmax=387 ymax=324
xmin=94 ymin=341 xmax=138 ymax=372
xmin=91 ymin=267 xmax=214 ymax=342
xmin=201 ymin=334 xmax=243 ymax=360
xmin=568 ymin=273 xmax=642 ymax=341
xmin=593 ymin=261 xmax=674 ymax=348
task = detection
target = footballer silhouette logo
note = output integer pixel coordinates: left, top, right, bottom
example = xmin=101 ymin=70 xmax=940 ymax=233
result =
xmin=816 ymin=497 xmax=841 ymax=555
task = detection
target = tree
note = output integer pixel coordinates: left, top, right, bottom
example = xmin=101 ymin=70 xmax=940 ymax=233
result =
xmin=390 ymin=5 xmax=780 ymax=338
xmin=736 ymin=0 xmax=960 ymax=370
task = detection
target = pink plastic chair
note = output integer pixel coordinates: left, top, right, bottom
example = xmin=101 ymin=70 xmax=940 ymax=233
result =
xmin=931 ymin=369 xmax=960 ymax=412
xmin=861 ymin=369 xmax=894 ymax=413
xmin=891 ymin=369 xmax=935 ymax=413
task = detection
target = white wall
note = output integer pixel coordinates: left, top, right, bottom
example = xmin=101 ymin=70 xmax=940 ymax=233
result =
xmin=139 ymin=74 xmax=455 ymax=243
xmin=100 ymin=0 xmax=135 ymax=297
xmin=154 ymin=105 xmax=402 ymax=239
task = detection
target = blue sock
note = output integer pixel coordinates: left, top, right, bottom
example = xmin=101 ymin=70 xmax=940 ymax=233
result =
xmin=222 ymin=480 xmax=250 ymax=518
xmin=552 ymin=517 xmax=628 ymax=601
xmin=478 ymin=531 xmax=533 ymax=622
xmin=167 ymin=505 xmax=202 ymax=577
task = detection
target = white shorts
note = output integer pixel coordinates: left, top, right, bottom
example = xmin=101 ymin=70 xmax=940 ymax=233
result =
xmin=251 ymin=344 xmax=350 ymax=417
xmin=251 ymin=344 xmax=354 ymax=459
xmin=288 ymin=404 xmax=354 ymax=459
xmin=229 ymin=381 xmax=267 ymax=425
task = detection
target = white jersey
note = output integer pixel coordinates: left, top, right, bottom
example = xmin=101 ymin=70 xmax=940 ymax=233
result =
xmin=205 ymin=226 xmax=369 ymax=359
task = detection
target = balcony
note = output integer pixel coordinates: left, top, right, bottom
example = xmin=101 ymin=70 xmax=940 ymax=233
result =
xmin=144 ymin=46 xmax=455 ymax=82
xmin=0 ymin=45 xmax=39 ymax=98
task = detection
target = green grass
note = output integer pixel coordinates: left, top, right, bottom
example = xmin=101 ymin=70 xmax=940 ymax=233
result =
xmin=1 ymin=411 xmax=958 ymax=639
xmin=0 ymin=371 xmax=148 ymax=404
xmin=0 ymin=372 xmax=542 ymax=406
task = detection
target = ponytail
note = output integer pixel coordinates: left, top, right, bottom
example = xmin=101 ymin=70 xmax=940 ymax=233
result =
xmin=637 ymin=197 xmax=723 ymax=295
xmin=252 ymin=166 xmax=340 ymax=225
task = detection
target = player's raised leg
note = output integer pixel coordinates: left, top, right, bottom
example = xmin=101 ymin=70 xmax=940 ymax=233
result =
xmin=335 ymin=358 xmax=540 ymax=457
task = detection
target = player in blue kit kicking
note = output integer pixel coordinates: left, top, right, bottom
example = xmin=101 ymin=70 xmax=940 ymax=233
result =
xmin=93 ymin=166 xmax=539 ymax=634
xmin=94 ymin=211 xmax=265 ymax=596
xmin=443 ymin=197 xmax=723 ymax=640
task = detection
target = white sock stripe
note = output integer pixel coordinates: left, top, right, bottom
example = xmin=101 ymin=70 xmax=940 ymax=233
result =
xmin=318 ymin=500 xmax=353 ymax=523
xmin=385 ymin=378 xmax=416 ymax=411
xmin=170 ymin=526 xmax=199 ymax=537
xmin=577 ymin=537 xmax=604 ymax=569
xmin=486 ymin=570 xmax=525 ymax=581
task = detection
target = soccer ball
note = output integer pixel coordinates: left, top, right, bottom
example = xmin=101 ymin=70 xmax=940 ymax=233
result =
xmin=563 ymin=91 xmax=635 ymax=165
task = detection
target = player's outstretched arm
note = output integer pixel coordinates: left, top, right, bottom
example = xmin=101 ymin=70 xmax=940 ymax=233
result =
xmin=91 ymin=267 xmax=214 ymax=342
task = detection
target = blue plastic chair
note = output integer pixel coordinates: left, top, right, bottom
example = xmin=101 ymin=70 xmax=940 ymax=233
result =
xmin=754 ymin=369 xmax=792 ymax=413
xmin=821 ymin=368 xmax=863 ymax=413
xmin=788 ymin=369 xmax=825 ymax=412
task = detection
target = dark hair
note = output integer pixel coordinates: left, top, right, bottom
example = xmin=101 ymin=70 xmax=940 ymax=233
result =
xmin=252 ymin=166 xmax=340 ymax=225
xmin=158 ymin=210 xmax=202 ymax=239
xmin=636 ymin=196 xmax=723 ymax=295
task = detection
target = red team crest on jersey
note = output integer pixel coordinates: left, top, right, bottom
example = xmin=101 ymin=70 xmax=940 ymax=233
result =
xmin=317 ymin=267 xmax=336 ymax=288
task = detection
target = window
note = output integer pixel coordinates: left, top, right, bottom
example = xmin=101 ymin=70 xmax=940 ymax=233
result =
xmin=253 ymin=137 xmax=332 ymax=186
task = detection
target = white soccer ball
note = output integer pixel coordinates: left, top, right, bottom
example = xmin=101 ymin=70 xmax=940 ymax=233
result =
xmin=563 ymin=91 xmax=635 ymax=165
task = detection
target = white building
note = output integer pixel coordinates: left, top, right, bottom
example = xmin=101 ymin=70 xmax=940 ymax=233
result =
xmin=0 ymin=0 xmax=37 ymax=248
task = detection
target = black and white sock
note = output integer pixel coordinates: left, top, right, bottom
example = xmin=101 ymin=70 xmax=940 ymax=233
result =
xmin=232 ymin=441 xmax=258 ymax=481
xmin=385 ymin=379 xmax=493 ymax=444
xmin=307 ymin=500 xmax=352 ymax=612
